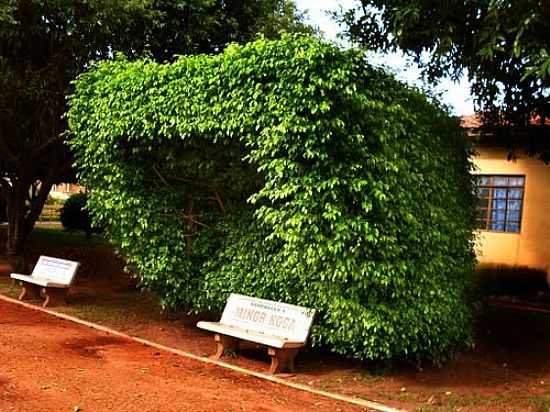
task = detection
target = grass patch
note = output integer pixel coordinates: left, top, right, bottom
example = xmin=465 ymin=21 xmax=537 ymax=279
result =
xmin=414 ymin=391 xmax=520 ymax=412
xmin=0 ymin=278 xmax=19 ymax=299
xmin=530 ymin=396 xmax=550 ymax=412
xmin=0 ymin=224 xmax=108 ymax=249
xmin=0 ymin=277 xmax=166 ymax=331
xmin=29 ymin=226 xmax=108 ymax=247
xmin=416 ymin=406 xmax=456 ymax=412
xmin=62 ymin=291 xmax=163 ymax=327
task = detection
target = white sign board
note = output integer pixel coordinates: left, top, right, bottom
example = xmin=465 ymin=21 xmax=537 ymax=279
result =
xmin=32 ymin=256 xmax=80 ymax=285
xmin=220 ymin=294 xmax=315 ymax=342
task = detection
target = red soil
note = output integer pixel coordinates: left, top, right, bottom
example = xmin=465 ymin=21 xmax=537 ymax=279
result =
xmin=3 ymin=228 xmax=550 ymax=410
xmin=0 ymin=300 xmax=366 ymax=412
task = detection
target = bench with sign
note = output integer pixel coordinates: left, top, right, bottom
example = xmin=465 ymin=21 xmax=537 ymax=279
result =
xmin=197 ymin=294 xmax=315 ymax=374
xmin=10 ymin=256 xmax=80 ymax=308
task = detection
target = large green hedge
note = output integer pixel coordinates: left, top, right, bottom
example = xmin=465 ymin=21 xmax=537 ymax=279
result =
xmin=68 ymin=34 xmax=477 ymax=363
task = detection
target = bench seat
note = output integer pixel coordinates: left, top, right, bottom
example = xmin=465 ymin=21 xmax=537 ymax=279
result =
xmin=10 ymin=256 xmax=80 ymax=307
xmin=197 ymin=321 xmax=305 ymax=349
xmin=197 ymin=294 xmax=314 ymax=374
xmin=10 ymin=273 xmax=70 ymax=289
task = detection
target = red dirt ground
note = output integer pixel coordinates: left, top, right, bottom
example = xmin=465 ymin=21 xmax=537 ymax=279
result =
xmin=0 ymin=299 xmax=367 ymax=412
xmin=2 ymin=227 xmax=550 ymax=411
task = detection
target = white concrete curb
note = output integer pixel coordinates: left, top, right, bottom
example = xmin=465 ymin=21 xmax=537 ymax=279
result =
xmin=0 ymin=294 xmax=407 ymax=412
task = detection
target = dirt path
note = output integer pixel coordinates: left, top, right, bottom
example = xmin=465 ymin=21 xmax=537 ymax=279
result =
xmin=3 ymin=229 xmax=550 ymax=411
xmin=0 ymin=300 xmax=366 ymax=412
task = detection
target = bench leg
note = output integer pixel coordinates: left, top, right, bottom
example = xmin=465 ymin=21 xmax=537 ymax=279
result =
xmin=17 ymin=282 xmax=42 ymax=301
xmin=211 ymin=334 xmax=239 ymax=360
xmin=268 ymin=348 xmax=300 ymax=375
xmin=41 ymin=288 xmax=68 ymax=308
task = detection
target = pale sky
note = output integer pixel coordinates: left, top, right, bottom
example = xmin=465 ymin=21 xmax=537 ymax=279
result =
xmin=294 ymin=0 xmax=475 ymax=115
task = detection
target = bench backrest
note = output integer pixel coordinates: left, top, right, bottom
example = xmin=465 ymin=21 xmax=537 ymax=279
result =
xmin=31 ymin=256 xmax=80 ymax=285
xmin=220 ymin=294 xmax=315 ymax=342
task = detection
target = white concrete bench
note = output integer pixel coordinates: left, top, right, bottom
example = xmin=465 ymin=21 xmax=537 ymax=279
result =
xmin=197 ymin=294 xmax=315 ymax=374
xmin=11 ymin=256 xmax=80 ymax=307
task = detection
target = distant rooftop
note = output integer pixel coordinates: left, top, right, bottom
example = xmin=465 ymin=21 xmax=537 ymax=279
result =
xmin=461 ymin=114 xmax=550 ymax=129
xmin=460 ymin=114 xmax=483 ymax=129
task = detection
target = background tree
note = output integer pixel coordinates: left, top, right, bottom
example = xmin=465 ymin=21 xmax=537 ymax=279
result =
xmin=337 ymin=0 xmax=550 ymax=131
xmin=0 ymin=0 xmax=311 ymax=269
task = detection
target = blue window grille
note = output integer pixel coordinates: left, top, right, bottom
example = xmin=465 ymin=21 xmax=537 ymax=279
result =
xmin=476 ymin=175 xmax=525 ymax=233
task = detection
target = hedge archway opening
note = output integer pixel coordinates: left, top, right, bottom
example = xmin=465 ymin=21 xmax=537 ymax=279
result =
xmin=68 ymin=34 xmax=477 ymax=363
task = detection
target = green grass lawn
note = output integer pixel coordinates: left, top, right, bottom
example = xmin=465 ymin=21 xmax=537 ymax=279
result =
xmin=29 ymin=225 xmax=109 ymax=247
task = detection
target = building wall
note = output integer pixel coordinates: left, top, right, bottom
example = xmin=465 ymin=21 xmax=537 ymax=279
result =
xmin=473 ymin=145 xmax=550 ymax=274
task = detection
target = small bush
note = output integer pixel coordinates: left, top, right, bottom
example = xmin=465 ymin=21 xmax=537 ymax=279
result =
xmin=45 ymin=195 xmax=65 ymax=206
xmin=475 ymin=265 xmax=548 ymax=296
xmin=60 ymin=192 xmax=95 ymax=236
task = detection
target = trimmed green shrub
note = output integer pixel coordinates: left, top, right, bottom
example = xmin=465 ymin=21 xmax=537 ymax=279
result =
xmin=60 ymin=192 xmax=94 ymax=236
xmin=67 ymin=34 xmax=477 ymax=363
xmin=475 ymin=266 xmax=548 ymax=296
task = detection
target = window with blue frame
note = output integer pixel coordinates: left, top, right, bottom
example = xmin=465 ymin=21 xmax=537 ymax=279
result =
xmin=476 ymin=175 xmax=525 ymax=233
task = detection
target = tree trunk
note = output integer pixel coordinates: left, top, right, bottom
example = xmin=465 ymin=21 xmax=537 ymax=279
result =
xmin=5 ymin=181 xmax=27 ymax=272
xmin=4 ymin=177 xmax=53 ymax=273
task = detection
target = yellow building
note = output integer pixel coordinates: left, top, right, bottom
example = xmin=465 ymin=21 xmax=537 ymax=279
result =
xmin=463 ymin=115 xmax=550 ymax=280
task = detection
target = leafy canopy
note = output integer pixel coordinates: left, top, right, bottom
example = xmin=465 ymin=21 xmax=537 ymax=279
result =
xmin=337 ymin=0 xmax=550 ymax=128
xmin=68 ymin=34 xmax=477 ymax=363
xmin=0 ymin=0 xmax=311 ymax=259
